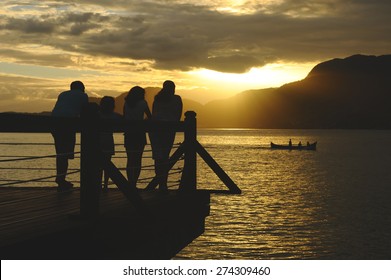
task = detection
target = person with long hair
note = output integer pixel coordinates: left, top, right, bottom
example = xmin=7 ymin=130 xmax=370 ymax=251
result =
xmin=123 ymin=86 xmax=152 ymax=188
xmin=150 ymin=80 xmax=183 ymax=192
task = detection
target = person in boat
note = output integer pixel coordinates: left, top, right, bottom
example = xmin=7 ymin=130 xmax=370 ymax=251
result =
xmin=298 ymin=141 xmax=302 ymax=148
xmin=289 ymin=139 xmax=292 ymax=148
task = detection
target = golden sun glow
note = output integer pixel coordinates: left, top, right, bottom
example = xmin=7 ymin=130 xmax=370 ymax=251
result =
xmin=189 ymin=63 xmax=313 ymax=94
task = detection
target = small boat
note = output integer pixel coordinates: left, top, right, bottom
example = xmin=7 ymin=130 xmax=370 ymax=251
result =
xmin=270 ymin=141 xmax=317 ymax=151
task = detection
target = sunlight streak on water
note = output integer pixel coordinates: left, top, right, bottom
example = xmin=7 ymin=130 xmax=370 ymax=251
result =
xmin=1 ymin=129 xmax=391 ymax=259
xmin=177 ymin=129 xmax=391 ymax=259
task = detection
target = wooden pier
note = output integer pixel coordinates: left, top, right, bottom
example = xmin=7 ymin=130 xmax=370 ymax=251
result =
xmin=0 ymin=187 xmax=210 ymax=259
xmin=0 ymin=106 xmax=240 ymax=259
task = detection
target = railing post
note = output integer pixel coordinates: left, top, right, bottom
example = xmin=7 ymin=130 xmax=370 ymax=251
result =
xmin=80 ymin=103 xmax=101 ymax=218
xmin=179 ymin=111 xmax=197 ymax=191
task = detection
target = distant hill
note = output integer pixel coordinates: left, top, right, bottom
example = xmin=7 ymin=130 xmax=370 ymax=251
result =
xmin=29 ymin=54 xmax=391 ymax=128
xmin=197 ymin=54 xmax=391 ymax=128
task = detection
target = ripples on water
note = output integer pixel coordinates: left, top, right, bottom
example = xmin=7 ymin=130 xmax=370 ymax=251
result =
xmin=1 ymin=130 xmax=391 ymax=259
xmin=177 ymin=129 xmax=391 ymax=259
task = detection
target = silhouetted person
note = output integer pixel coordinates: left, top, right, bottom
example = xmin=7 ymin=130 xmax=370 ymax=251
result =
xmin=99 ymin=96 xmax=121 ymax=191
xmin=150 ymin=80 xmax=183 ymax=192
xmin=289 ymin=139 xmax=292 ymax=148
xmin=124 ymin=86 xmax=152 ymax=188
xmin=52 ymin=81 xmax=88 ymax=191
xmin=298 ymin=141 xmax=302 ymax=148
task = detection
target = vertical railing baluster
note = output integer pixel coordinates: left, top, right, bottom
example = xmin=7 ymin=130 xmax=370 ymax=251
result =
xmin=179 ymin=111 xmax=197 ymax=191
xmin=80 ymin=103 xmax=101 ymax=218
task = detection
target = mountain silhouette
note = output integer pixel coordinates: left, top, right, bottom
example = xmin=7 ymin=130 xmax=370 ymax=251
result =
xmin=59 ymin=54 xmax=391 ymax=128
xmin=196 ymin=54 xmax=391 ymax=128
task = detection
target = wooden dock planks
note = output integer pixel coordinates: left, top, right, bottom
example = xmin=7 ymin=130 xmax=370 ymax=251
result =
xmin=0 ymin=187 xmax=210 ymax=259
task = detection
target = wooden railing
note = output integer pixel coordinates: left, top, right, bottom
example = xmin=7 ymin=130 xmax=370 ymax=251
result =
xmin=0 ymin=103 xmax=241 ymax=218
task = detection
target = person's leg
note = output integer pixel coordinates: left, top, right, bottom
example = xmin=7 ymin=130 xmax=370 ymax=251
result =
xmin=103 ymin=171 xmax=109 ymax=190
xmin=161 ymin=158 xmax=169 ymax=191
xmin=154 ymin=158 xmax=168 ymax=191
xmin=102 ymin=155 xmax=111 ymax=190
xmin=127 ymin=150 xmax=143 ymax=188
xmin=55 ymin=156 xmax=68 ymax=183
xmin=159 ymin=132 xmax=175 ymax=191
xmin=126 ymin=152 xmax=132 ymax=184
xmin=133 ymin=150 xmax=143 ymax=188
xmin=152 ymin=131 xmax=175 ymax=192
xmin=52 ymin=130 xmax=74 ymax=190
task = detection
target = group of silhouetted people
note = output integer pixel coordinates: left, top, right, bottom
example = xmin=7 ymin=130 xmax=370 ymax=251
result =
xmin=51 ymin=80 xmax=182 ymax=193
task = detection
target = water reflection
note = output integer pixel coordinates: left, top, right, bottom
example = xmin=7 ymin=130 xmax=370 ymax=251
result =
xmin=2 ymin=130 xmax=391 ymax=259
xmin=177 ymin=129 xmax=391 ymax=259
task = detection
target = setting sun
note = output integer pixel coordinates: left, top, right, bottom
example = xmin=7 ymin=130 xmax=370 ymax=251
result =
xmin=189 ymin=63 xmax=313 ymax=95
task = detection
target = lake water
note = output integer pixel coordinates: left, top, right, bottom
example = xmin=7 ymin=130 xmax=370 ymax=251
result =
xmin=1 ymin=129 xmax=391 ymax=259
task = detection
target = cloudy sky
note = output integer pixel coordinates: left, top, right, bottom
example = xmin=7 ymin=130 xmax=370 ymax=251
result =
xmin=1 ymin=0 xmax=391 ymax=112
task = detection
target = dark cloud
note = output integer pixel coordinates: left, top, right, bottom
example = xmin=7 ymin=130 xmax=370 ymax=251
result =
xmin=60 ymin=13 xmax=109 ymax=35
xmin=1 ymin=0 xmax=391 ymax=73
xmin=0 ymin=49 xmax=74 ymax=67
xmin=206 ymin=55 xmax=264 ymax=73
xmin=4 ymin=17 xmax=55 ymax=34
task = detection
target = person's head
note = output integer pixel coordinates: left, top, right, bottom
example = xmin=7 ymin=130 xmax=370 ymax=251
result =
xmin=155 ymin=80 xmax=176 ymax=102
xmin=70 ymin=81 xmax=85 ymax=92
xmin=100 ymin=96 xmax=115 ymax=114
xmin=162 ymin=80 xmax=175 ymax=95
xmin=125 ymin=86 xmax=145 ymax=107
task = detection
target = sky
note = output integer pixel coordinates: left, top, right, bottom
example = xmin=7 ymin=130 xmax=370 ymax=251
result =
xmin=1 ymin=0 xmax=391 ymax=112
